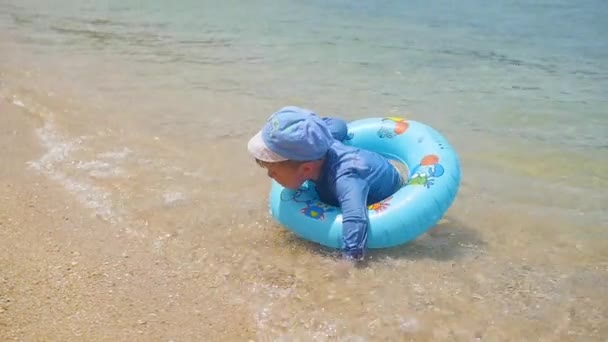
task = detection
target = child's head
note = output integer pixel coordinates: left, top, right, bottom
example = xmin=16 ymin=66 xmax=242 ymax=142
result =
xmin=247 ymin=106 xmax=333 ymax=189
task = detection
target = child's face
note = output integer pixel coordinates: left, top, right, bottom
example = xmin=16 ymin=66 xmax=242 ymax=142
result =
xmin=264 ymin=162 xmax=308 ymax=190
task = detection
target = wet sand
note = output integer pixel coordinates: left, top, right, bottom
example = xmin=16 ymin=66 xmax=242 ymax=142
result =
xmin=2 ymin=97 xmax=607 ymax=341
xmin=0 ymin=101 xmax=258 ymax=341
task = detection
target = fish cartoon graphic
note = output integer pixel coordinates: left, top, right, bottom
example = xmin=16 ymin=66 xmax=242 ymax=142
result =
xmin=300 ymin=201 xmax=335 ymax=220
xmin=281 ymin=185 xmax=318 ymax=203
xmin=407 ymin=154 xmax=445 ymax=189
xmin=368 ymin=196 xmax=392 ymax=212
xmin=377 ymin=117 xmax=409 ymax=138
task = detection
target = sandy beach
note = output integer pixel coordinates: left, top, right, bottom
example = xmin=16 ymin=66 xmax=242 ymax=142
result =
xmin=0 ymin=101 xmax=258 ymax=340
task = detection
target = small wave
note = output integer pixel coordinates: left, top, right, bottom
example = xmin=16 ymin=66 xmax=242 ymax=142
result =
xmin=27 ymin=117 xmax=119 ymax=222
xmin=27 ymin=118 xmax=83 ymax=173
xmin=435 ymin=48 xmax=559 ymax=74
xmin=162 ymin=191 xmax=186 ymax=207
xmin=50 ymin=25 xmax=124 ymax=42
xmin=98 ymin=147 xmax=132 ymax=160
xmin=75 ymin=160 xmax=126 ymax=179
xmin=75 ymin=160 xmax=111 ymax=170
xmin=11 ymin=96 xmax=25 ymax=108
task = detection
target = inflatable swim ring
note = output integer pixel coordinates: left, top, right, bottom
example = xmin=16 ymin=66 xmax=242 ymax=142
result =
xmin=268 ymin=117 xmax=461 ymax=249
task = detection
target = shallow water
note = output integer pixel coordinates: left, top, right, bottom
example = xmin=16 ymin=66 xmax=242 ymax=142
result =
xmin=1 ymin=0 xmax=607 ymax=339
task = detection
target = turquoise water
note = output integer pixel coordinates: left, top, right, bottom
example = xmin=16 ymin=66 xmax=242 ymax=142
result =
xmin=2 ymin=0 xmax=605 ymax=219
xmin=2 ymin=0 xmax=607 ymax=147
xmin=1 ymin=0 xmax=607 ymax=339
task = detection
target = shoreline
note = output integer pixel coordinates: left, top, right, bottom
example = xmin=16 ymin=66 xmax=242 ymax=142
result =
xmin=0 ymin=100 xmax=258 ymax=340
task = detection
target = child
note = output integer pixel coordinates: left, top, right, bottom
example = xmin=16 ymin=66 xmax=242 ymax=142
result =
xmin=247 ymin=106 xmax=404 ymax=261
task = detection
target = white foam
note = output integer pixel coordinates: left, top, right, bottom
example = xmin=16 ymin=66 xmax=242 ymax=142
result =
xmin=250 ymin=282 xmax=345 ymax=340
xmin=59 ymin=175 xmax=116 ymax=222
xmin=399 ymin=317 xmax=420 ymax=333
xmin=28 ymin=119 xmax=81 ymax=172
xmin=75 ymin=160 xmax=125 ymax=179
xmin=12 ymin=98 xmax=25 ymax=108
xmin=162 ymin=191 xmax=186 ymax=206
xmin=254 ymin=302 xmax=273 ymax=332
xmin=27 ymin=117 xmax=120 ymax=223
xmin=75 ymin=160 xmax=111 ymax=170
xmin=89 ymin=167 xmax=125 ymax=179
xmin=97 ymin=147 xmax=132 ymax=160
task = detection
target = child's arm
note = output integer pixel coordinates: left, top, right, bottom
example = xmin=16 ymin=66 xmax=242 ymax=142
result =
xmin=322 ymin=117 xmax=348 ymax=142
xmin=334 ymin=174 xmax=370 ymax=260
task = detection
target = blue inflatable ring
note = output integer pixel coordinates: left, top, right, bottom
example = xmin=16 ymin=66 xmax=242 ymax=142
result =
xmin=268 ymin=117 xmax=461 ymax=249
